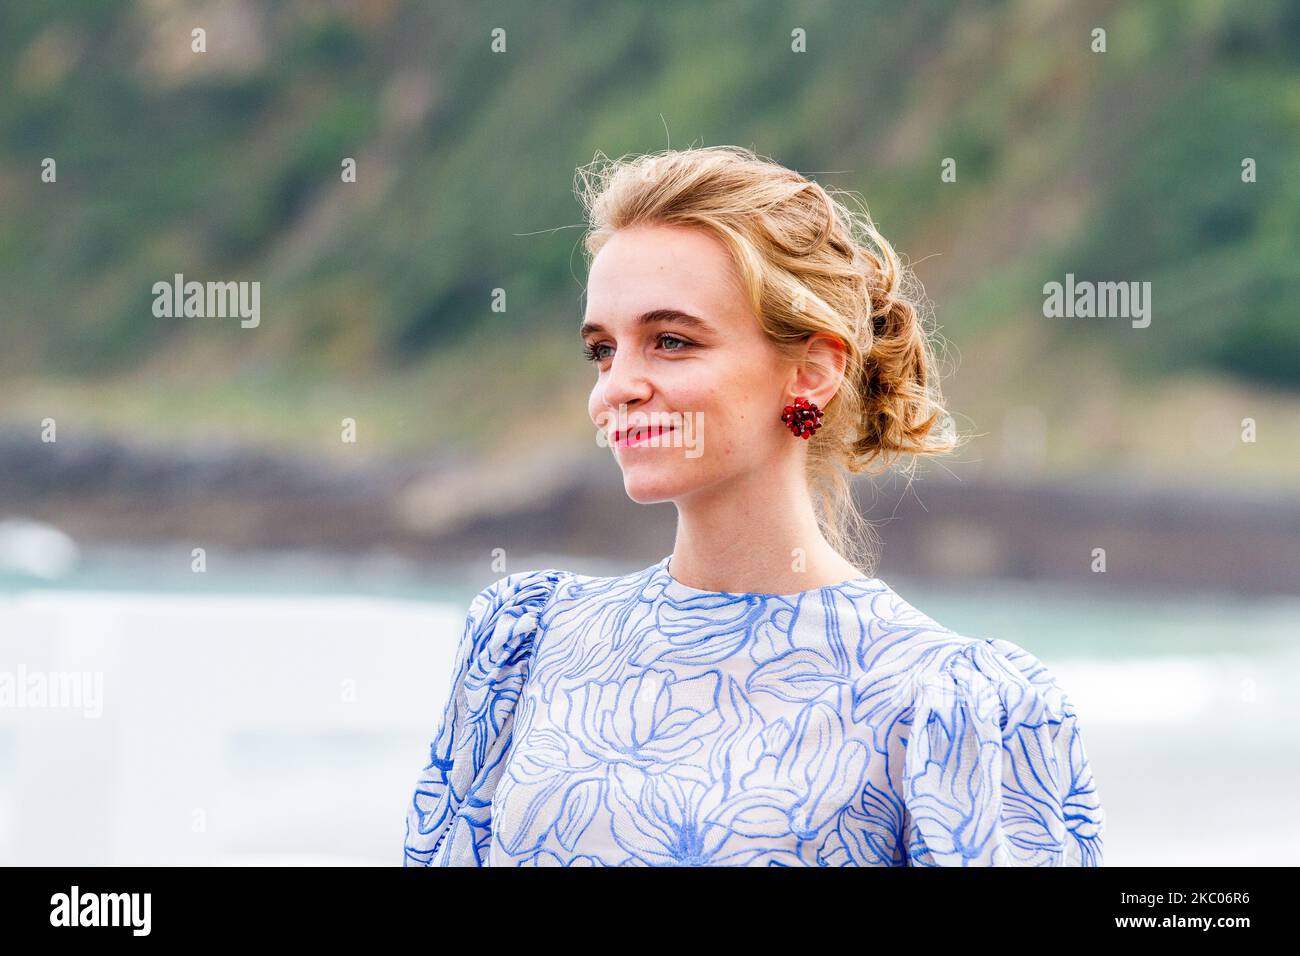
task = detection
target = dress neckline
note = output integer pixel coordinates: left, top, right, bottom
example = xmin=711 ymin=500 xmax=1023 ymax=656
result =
xmin=652 ymin=553 xmax=886 ymax=600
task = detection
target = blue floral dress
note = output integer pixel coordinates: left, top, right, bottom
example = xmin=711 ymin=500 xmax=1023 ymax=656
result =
xmin=403 ymin=555 xmax=1105 ymax=867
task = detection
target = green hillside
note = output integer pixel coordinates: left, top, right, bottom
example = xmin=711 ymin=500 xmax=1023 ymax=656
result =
xmin=1 ymin=0 xmax=1297 ymax=476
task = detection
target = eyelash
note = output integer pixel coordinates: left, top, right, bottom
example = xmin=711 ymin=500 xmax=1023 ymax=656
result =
xmin=582 ymin=333 xmax=692 ymax=363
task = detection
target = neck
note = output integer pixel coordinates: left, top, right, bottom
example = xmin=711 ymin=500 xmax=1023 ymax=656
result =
xmin=669 ymin=461 xmax=862 ymax=593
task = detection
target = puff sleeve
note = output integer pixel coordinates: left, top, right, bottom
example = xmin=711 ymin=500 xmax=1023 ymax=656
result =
xmin=902 ymin=637 xmax=1105 ymax=866
xmin=402 ymin=568 xmax=564 ymax=866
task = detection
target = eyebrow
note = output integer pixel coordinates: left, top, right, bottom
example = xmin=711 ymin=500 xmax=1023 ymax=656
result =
xmin=579 ymin=308 xmax=712 ymax=340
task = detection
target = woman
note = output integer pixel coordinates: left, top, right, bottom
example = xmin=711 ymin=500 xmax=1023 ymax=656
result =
xmin=403 ymin=145 xmax=1105 ymax=867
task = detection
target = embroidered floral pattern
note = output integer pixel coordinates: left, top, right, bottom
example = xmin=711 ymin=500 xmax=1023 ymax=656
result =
xmin=403 ymin=557 xmax=1105 ymax=867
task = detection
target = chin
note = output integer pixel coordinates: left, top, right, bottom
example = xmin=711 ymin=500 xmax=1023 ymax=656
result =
xmin=620 ymin=468 xmax=696 ymax=505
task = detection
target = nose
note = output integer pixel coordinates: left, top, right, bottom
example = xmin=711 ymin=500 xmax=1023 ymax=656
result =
xmin=599 ymin=349 xmax=653 ymax=419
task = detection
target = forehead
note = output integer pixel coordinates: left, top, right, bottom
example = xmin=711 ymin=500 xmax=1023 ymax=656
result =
xmin=584 ymin=224 xmax=744 ymax=320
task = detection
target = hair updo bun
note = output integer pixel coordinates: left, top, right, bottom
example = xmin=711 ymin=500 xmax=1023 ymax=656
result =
xmin=576 ymin=145 xmax=966 ymax=572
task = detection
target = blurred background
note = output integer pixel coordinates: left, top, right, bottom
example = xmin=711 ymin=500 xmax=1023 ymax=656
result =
xmin=0 ymin=0 xmax=1297 ymax=865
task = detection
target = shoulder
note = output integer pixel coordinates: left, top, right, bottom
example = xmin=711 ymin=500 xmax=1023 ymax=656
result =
xmin=914 ymin=634 xmax=1080 ymax=734
xmin=863 ymin=585 xmax=1078 ymax=727
xmin=453 ymin=567 xmax=574 ymax=670
xmin=462 ymin=565 xmax=573 ymax=630
xmin=896 ymin=624 xmax=1106 ymax=865
xmin=466 ymin=566 xmax=572 ymax=623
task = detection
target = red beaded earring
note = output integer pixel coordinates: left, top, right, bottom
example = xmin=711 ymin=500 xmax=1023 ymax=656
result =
xmin=781 ymin=396 xmax=824 ymax=439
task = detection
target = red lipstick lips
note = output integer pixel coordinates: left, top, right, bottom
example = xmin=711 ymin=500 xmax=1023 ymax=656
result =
xmin=615 ymin=424 xmax=676 ymax=447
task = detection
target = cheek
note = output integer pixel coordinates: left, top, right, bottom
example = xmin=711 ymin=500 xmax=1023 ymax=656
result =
xmin=701 ymin=401 xmax=762 ymax=462
xmin=687 ymin=376 xmax=772 ymax=447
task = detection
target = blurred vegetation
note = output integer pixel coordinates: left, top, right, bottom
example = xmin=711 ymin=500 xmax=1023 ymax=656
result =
xmin=0 ymin=0 xmax=1296 ymax=472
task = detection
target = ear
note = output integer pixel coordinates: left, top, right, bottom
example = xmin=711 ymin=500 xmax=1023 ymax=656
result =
xmin=787 ymin=333 xmax=847 ymax=407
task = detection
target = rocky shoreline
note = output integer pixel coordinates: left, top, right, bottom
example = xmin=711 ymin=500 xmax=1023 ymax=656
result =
xmin=2 ymin=425 xmax=1297 ymax=595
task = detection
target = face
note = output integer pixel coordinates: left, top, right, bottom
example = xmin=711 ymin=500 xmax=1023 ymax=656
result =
xmin=581 ymin=223 xmax=801 ymax=505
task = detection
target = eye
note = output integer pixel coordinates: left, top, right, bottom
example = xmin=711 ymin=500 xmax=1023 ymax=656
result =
xmin=582 ymin=333 xmax=693 ymax=364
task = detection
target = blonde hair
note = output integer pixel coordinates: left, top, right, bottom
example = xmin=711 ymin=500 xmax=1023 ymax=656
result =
xmin=575 ymin=145 xmax=964 ymax=573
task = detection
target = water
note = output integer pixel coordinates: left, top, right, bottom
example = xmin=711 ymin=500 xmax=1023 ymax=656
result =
xmin=1 ymin=550 xmax=1297 ymax=865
